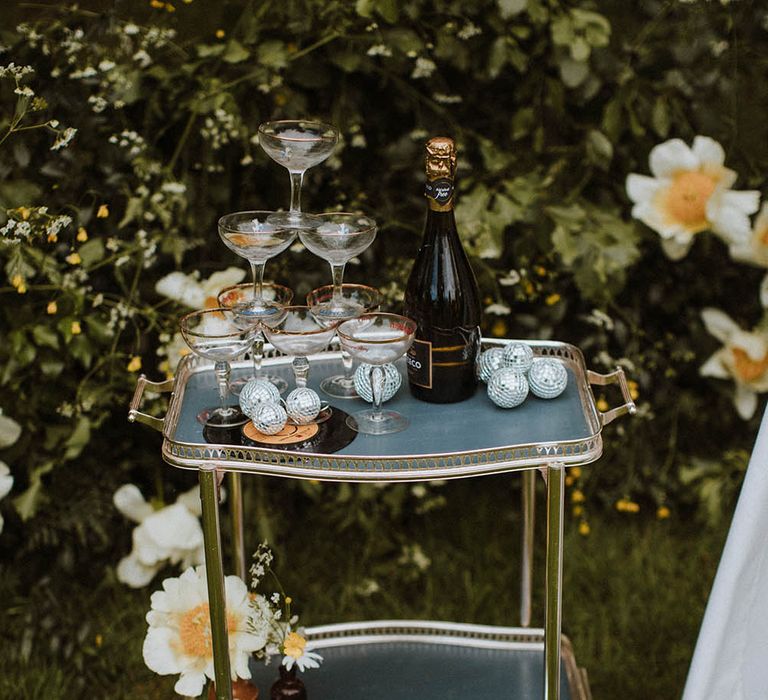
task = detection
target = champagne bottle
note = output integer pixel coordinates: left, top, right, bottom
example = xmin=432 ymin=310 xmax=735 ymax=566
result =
xmin=403 ymin=137 xmax=482 ymax=403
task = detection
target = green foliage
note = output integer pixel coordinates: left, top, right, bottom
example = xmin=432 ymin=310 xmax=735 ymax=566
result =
xmin=0 ymin=0 xmax=767 ymax=692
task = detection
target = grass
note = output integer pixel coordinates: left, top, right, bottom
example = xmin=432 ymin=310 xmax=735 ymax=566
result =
xmin=0 ymin=475 xmax=729 ymax=700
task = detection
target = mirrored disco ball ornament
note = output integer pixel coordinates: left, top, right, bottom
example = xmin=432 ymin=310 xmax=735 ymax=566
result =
xmin=476 ymin=348 xmax=505 ymax=383
xmin=285 ymin=387 xmax=322 ymax=424
xmin=501 ymin=342 xmax=534 ymax=373
xmin=239 ymin=378 xmax=281 ymax=418
xmin=353 ymin=363 xmax=402 ymax=403
xmin=487 ymin=368 xmax=529 ymax=408
xmin=528 ymin=358 xmax=568 ymax=399
xmin=251 ymin=402 xmax=287 ymax=435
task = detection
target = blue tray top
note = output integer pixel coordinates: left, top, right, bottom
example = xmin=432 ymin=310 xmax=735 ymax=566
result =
xmin=172 ymin=356 xmax=596 ymax=460
xmin=247 ymin=641 xmax=573 ymax=699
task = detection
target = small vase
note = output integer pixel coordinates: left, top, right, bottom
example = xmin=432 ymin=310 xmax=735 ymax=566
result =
xmin=208 ymin=678 xmax=260 ymax=700
xmin=270 ymin=664 xmax=307 ymax=700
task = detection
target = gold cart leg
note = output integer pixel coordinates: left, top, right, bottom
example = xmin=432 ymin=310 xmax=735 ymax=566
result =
xmin=520 ymin=469 xmax=535 ymax=627
xmin=200 ymin=468 xmax=233 ymax=700
xmin=544 ymin=462 xmax=564 ymax=700
xmin=230 ymin=472 xmax=246 ymax=580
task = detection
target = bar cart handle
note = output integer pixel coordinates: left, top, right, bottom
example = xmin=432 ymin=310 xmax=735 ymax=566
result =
xmin=128 ymin=374 xmax=174 ymax=433
xmin=587 ymin=367 xmax=637 ymax=426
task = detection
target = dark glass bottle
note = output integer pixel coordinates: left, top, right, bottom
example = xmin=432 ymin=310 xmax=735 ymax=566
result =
xmin=271 ymin=664 xmax=307 ymax=700
xmin=403 ymin=137 xmax=482 ymax=403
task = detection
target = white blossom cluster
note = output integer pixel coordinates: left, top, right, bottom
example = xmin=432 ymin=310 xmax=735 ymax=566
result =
xmin=0 ymin=209 xmax=72 ymax=243
xmin=0 ymin=62 xmax=34 ymax=79
xmin=109 ymin=130 xmax=147 ymax=158
xmin=433 ymin=93 xmax=462 ymax=104
xmin=14 ymin=24 xmax=42 ymax=49
xmin=50 ymin=127 xmax=77 ymax=150
xmin=366 ymin=44 xmax=392 ymax=57
xmin=411 ymin=57 xmax=436 ymax=79
xmin=200 ymin=108 xmax=241 ymax=150
xmin=457 ymin=22 xmax=482 ymax=40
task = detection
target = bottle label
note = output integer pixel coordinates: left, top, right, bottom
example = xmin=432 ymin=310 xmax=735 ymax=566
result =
xmin=407 ymin=328 xmax=480 ymax=390
xmin=407 ymin=338 xmax=433 ymax=389
xmin=425 ymin=178 xmax=454 ymax=208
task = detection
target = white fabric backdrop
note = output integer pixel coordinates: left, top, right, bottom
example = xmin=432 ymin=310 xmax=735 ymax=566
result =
xmin=683 ymin=406 xmax=768 ymax=699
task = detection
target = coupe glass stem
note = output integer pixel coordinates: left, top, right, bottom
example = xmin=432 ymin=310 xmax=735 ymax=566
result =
xmin=293 ymin=356 xmax=310 ymax=387
xmin=249 ymin=260 xmax=266 ymax=301
xmin=251 ymin=336 xmax=264 ymax=378
xmin=369 ymin=365 xmax=385 ymax=421
xmin=289 ymin=170 xmax=305 ymax=213
xmin=341 ymin=348 xmax=353 ymax=376
xmin=214 ymin=361 xmax=235 ymax=416
xmin=330 ymin=262 xmax=346 ymax=306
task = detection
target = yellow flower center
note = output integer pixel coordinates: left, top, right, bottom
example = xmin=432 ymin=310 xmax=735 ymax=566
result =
xmin=178 ymin=603 xmax=237 ymax=659
xmin=731 ymin=347 xmax=768 ymax=383
xmin=283 ymin=632 xmax=307 ymax=659
xmin=758 ymin=222 xmax=768 ymax=247
xmin=663 ymin=171 xmax=718 ymax=232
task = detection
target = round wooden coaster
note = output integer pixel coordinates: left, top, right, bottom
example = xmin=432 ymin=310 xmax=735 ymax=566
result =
xmin=242 ymin=421 xmax=319 ymax=445
xmin=240 ymin=407 xmax=357 ymax=454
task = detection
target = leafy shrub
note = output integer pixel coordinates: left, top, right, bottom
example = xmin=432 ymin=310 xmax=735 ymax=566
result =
xmin=0 ymin=0 xmax=767 ymax=685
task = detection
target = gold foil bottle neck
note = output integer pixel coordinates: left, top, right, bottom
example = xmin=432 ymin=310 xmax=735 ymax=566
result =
xmin=425 ymin=136 xmax=457 ymax=180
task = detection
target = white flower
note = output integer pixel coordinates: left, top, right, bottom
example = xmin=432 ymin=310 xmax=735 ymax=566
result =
xmin=411 ymin=57 xmax=436 ymax=79
xmin=281 ymin=631 xmax=322 ymax=672
xmin=160 ymin=181 xmax=186 ymax=195
xmin=51 ymin=127 xmax=77 ymax=151
xmin=485 ymin=302 xmax=511 ymax=315
xmin=0 ymin=462 xmax=13 ymax=534
xmin=114 ymin=484 xmax=205 ymax=587
xmin=729 ymin=202 xmax=768 ymax=268
xmin=143 ymin=566 xmax=267 ymax=696
xmin=626 ymin=136 xmax=760 ymax=260
xmin=366 ymin=44 xmax=392 ymax=57
xmin=433 ymin=93 xmax=462 ymax=104
xmin=157 ymin=330 xmax=191 ymax=376
xmin=700 ymin=308 xmax=768 ymax=419
xmin=457 ymin=22 xmax=482 ymax=40
xmin=155 ymin=267 xmax=246 ymax=309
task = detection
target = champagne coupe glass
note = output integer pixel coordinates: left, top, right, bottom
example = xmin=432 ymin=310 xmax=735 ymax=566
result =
xmin=179 ymin=308 xmax=255 ymax=427
xmin=261 ymin=306 xmax=338 ymax=420
xmin=217 ymin=282 xmax=294 ymax=394
xmin=299 ymin=212 xmax=377 ymax=321
xmin=337 ymin=313 xmax=416 ymax=435
xmin=306 ymin=283 xmax=382 ymax=399
xmin=258 ymin=120 xmax=338 ymax=230
xmin=218 ymin=211 xmax=297 ymax=318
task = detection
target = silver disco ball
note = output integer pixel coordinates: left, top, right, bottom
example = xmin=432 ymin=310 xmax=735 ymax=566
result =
xmin=285 ymin=387 xmax=322 ymax=424
xmin=251 ymin=402 xmax=288 ymax=435
xmin=487 ymin=368 xmax=529 ymax=408
xmin=528 ymin=358 xmax=568 ymax=399
xmin=501 ymin=342 xmax=534 ymax=373
xmin=239 ymin=378 xmax=281 ymax=418
xmin=353 ymin=363 xmax=402 ymax=403
xmin=476 ymin=348 xmax=505 ymax=383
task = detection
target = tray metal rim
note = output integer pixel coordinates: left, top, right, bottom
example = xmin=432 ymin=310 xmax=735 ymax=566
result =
xmin=301 ymin=620 xmax=590 ymax=700
xmin=156 ymin=339 xmax=607 ymax=479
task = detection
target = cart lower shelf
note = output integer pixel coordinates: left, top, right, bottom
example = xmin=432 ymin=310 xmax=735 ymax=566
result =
xmin=247 ymin=621 xmax=591 ymax=699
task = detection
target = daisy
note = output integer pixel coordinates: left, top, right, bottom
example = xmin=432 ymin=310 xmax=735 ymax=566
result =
xmin=0 ymin=462 xmax=13 ymax=534
xmin=729 ymin=202 xmax=768 ymax=268
xmin=281 ymin=631 xmax=323 ymax=672
xmin=700 ymin=307 xmax=768 ymax=419
xmin=155 ymin=267 xmax=245 ymax=309
xmin=626 ymin=136 xmax=760 ymax=259
xmin=143 ymin=566 xmax=268 ymax=697
xmin=114 ymin=484 xmax=205 ymax=588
